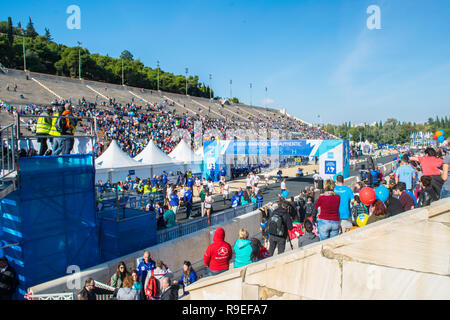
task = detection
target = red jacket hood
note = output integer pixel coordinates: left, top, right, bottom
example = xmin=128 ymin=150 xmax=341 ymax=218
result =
xmin=213 ymin=227 xmax=225 ymax=242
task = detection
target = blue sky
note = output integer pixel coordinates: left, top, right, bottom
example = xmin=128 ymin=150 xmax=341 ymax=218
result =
xmin=1 ymin=0 xmax=450 ymax=125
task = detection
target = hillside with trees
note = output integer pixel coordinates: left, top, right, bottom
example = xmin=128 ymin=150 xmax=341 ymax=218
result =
xmin=0 ymin=17 xmax=214 ymax=98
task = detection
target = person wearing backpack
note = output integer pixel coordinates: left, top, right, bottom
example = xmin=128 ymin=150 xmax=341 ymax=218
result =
xmin=35 ymin=107 xmax=53 ymax=156
xmin=60 ymin=104 xmax=78 ymax=155
xmin=49 ymin=106 xmax=64 ymax=155
xmin=266 ymin=201 xmax=293 ymax=257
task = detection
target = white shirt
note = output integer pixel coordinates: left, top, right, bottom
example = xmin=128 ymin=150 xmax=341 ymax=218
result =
xmin=223 ymin=184 xmax=229 ymax=194
xmin=281 ymin=182 xmax=286 ymax=190
xmin=195 ymin=179 xmax=201 ymax=186
xmin=204 ymin=195 xmax=213 ymax=208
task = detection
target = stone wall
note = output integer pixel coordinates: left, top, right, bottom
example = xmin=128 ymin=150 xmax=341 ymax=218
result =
xmin=183 ymin=197 xmax=450 ymax=300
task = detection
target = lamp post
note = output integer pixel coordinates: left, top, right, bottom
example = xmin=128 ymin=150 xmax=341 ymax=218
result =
xmin=209 ymin=74 xmax=212 ymax=100
xmin=157 ymin=60 xmax=160 ymax=91
xmin=230 ymin=79 xmax=232 ymax=100
xmin=249 ymin=83 xmax=252 ymax=106
xmin=77 ymin=41 xmax=82 ymax=80
xmin=185 ymin=67 xmax=188 ymax=95
xmin=264 ymin=86 xmax=268 ymax=109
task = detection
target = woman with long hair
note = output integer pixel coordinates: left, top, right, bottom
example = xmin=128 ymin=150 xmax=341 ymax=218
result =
xmin=366 ymin=199 xmax=387 ymax=225
xmin=110 ymin=261 xmax=130 ymax=289
xmin=179 ymin=260 xmax=197 ymax=296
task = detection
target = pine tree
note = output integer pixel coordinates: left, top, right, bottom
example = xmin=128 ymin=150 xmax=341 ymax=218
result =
xmin=44 ymin=28 xmax=52 ymax=41
xmin=6 ymin=17 xmax=14 ymax=67
xmin=7 ymin=17 xmax=13 ymax=46
xmin=26 ymin=17 xmax=38 ymax=37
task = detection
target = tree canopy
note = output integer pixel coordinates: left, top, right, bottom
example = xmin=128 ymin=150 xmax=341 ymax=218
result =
xmin=322 ymin=116 xmax=450 ymax=145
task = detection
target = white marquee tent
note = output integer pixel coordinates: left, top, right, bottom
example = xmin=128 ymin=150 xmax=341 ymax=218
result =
xmin=133 ymin=140 xmax=186 ymax=177
xmin=95 ymin=140 xmax=150 ymax=182
xmin=169 ymin=140 xmax=202 ymax=163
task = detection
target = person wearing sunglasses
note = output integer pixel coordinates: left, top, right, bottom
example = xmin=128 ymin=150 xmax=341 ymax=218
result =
xmin=110 ymin=261 xmax=130 ymax=289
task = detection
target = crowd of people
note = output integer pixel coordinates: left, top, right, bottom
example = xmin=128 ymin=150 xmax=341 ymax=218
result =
xmin=2 ymin=142 xmax=449 ymax=300
xmin=97 ymin=165 xmax=268 ymax=229
xmin=1 ymin=89 xmax=335 ymax=160
xmin=70 ymin=143 xmax=449 ymax=301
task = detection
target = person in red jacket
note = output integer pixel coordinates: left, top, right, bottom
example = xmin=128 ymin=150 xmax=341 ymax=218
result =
xmin=203 ymin=227 xmax=232 ymax=276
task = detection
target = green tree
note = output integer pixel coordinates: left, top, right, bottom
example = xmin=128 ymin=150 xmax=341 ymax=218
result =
xmin=120 ymin=50 xmax=133 ymax=61
xmin=26 ymin=17 xmax=38 ymax=38
xmin=44 ymin=28 xmax=52 ymax=41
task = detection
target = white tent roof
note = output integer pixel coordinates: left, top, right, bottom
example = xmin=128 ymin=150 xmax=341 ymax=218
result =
xmin=95 ymin=140 xmax=143 ymax=169
xmin=169 ymin=140 xmax=202 ymax=162
xmin=134 ymin=140 xmax=177 ymax=165
xmin=195 ymin=146 xmax=204 ymax=158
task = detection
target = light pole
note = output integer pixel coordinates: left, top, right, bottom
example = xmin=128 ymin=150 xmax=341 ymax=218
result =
xmin=230 ymin=79 xmax=232 ymax=100
xmin=157 ymin=60 xmax=160 ymax=91
xmin=77 ymin=41 xmax=82 ymax=80
xmin=22 ymin=29 xmax=26 ymax=72
xmin=264 ymin=86 xmax=268 ymax=109
xmin=209 ymin=74 xmax=212 ymax=100
xmin=249 ymin=83 xmax=252 ymax=106
xmin=185 ymin=67 xmax=188 ymax=95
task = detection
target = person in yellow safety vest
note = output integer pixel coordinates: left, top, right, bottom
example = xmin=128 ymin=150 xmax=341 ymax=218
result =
xmin=143 ymin=182 xmax=151 ymax=194
xmin=61 ymin=104 xmax=78 ymax=155
xmin=36 ymin=107 xmax=53 ymax=156
xmin=49 ymin=106 xmax=64 ymax=155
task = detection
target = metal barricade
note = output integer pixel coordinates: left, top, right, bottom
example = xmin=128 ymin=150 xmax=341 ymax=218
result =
xmin=25 ymin=292 xmax=75 ymax=300
xmin=156 ymin=203 xmax=255 ymax=244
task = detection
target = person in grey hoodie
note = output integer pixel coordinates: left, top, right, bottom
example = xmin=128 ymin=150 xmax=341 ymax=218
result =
xmin=298 ymin=219 xmax=320 ymax=248
xmin=116 ymin=275 xmax=141 ymax=300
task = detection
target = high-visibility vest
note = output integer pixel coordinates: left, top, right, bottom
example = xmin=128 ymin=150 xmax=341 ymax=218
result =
xmin=144 ymin=185 xmax=151 ymax=194
xmin=49 ymin=112 xmax=61 ymax=136
xmin=36 ymin=113 xmax=52 ymax=134
xmin=61 ymin=110 xmax=76 ymax=135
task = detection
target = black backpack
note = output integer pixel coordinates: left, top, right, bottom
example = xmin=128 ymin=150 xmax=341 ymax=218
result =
xmin=265 ymin=210 xmax=285 ymax=237
xmin=55 ymin=115 xmax=66 ymax=133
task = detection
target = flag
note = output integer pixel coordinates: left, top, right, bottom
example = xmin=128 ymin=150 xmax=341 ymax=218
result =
xmin=349 ymin=133 xmax=353 ymax=138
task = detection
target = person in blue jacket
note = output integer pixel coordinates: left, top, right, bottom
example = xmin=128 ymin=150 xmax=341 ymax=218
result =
xmin=169 ymin=190 xmax=179 ymax=215
xmin=209 ymin=166 xmax=216 ymax=182
xmin=179 ymin=261 xmax=197 ymax=296
xmin=161 ymin=171 xmax=168 ymax=186
xmin=137 ymin=251 xmax=156 ymax=287
xmin=151 ymin=175 xmax=158 ymax=187
xmin=256 ymin=191 xmax=264 ymax=208
xmin=219 ymin=167 xmax=226 ymax=182
xmin=231 ymin=191 xmax=241 ymax=208
xmin=187 ymin=176 xmax=194 ymax=189
xmin=183 ymin=187 xmax=193 ymax=219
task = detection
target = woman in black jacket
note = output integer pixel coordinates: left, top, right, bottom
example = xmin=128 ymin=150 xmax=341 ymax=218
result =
xmin=418 ymin=175 xmax=439 ymax=207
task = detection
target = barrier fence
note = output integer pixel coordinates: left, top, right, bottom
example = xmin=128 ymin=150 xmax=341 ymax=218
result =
xmin=156 ymin=203 xmax=255 ymax=244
